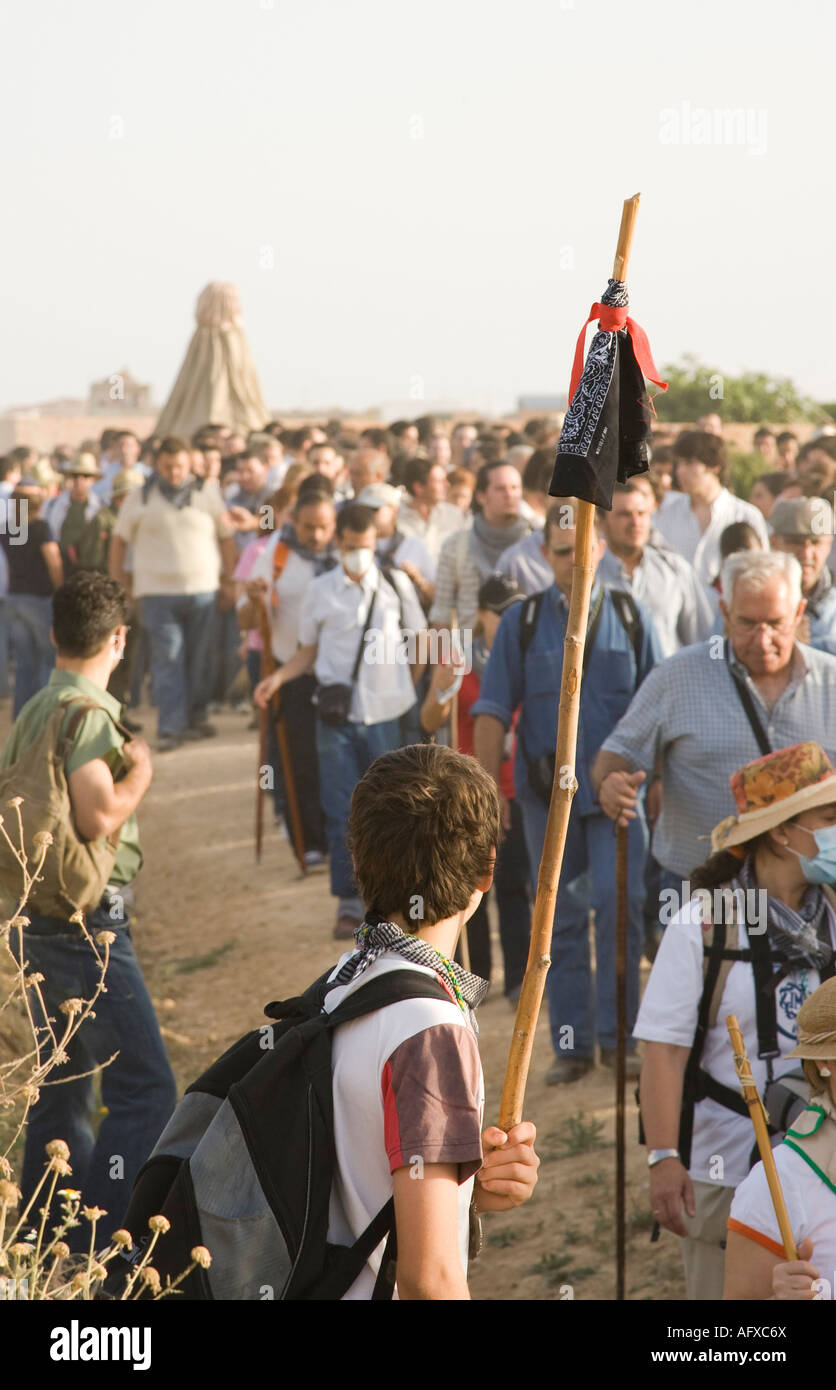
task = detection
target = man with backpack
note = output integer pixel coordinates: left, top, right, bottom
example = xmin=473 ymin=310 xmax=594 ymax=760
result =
xmin=111 ymin=743 xmax=539 ymax=1300
xmin=473 ymin=500 xmax=664 ymax=1085
xmin=0 ymin=571 xmax=177 ymax=1244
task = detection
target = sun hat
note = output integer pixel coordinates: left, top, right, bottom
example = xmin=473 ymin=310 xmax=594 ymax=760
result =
xmin=63 ymin=452 xmax=102 ymax=478
xmin=111 ymin=468 xmax=145 ymax=497
xmin=770 ymin=496 xmax=834 ymax=539
xmin=711 ymin=741 xmax=836 ymax=854
xmin=29 ymin=457 xmax=61 ymax=488
xmin=786 ymin=977 xmax=836 ymax=1061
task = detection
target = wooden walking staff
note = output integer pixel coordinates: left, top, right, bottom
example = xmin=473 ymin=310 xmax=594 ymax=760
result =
xmin=726 ymin=1014 xmax=798 ymax=1260
xmin=498 ymin=195 xmax=643 ymax=1132
xmin=449 ymin=607 xmax=471 ymax=972
xmin=615 ymin=822 xmax=628 ymax=1300
xmin=254 ymin=598 xmax=308 ymax=875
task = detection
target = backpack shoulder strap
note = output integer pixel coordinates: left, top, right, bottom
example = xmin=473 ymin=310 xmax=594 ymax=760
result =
xmin=324 ymin=969 xmax=454 ymax=1028
xmin=608 ymin=588 xmax=644 ymax=686
xmin=379 ymin=567 xmax=405 ymax=630
xmin=272 ymin=539 xmax=290 ymax=583
xmin=706 ymin=912 xmax=742 ymax=1031
xmin=518 ymin=591 xmax=546 ymax=661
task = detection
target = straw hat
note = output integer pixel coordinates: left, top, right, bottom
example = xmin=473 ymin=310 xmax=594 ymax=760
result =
xmin=786 ymin=978 xmax=836 ymax=1061
xmin=711 ymin=741 xmax=836 ymax=854
xmin=63 ymin=451 xmax=102 ymax=478
xmin=111 ymin=468 xmax=145 ymax=497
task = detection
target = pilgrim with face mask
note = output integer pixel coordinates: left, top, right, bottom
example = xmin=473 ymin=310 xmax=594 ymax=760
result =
xmin=254 ymin=502 xmax=427 ymax=940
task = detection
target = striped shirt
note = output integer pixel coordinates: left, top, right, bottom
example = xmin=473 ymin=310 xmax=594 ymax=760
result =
xmin=600 ymin=639 xmax=836 ymax=876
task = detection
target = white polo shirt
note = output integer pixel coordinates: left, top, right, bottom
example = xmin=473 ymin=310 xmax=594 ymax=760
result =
xmin=654 ymin=488 xmax=769 ymax=585
xmin=298 ymin=562 xmax=425 ymax=726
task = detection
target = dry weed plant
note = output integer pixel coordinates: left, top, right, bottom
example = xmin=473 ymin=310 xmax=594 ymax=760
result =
xmin=0 ymin=797 xmax=209 ymax=1300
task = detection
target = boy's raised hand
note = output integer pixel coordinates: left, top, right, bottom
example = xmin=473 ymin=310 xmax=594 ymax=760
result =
xmin=476 ymin=1122 xmax=539 ymax=1212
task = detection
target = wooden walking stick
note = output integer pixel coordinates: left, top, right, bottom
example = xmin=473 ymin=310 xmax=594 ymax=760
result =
xmin=449 ymin=607 xmax=471 ymax=972
xmin=726 ymin=1014 xmax=798 ymax=1259
xmin=254 ymin=598 xmax=308 ymax=874
xmin=498 ymin=195 xmax=644 ymax=1131
xmin=615 ymin=821 xmax=628 ymax=1299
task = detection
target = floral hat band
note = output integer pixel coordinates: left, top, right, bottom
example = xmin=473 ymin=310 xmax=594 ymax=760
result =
xmin=711 ymin=741 xmax=836 ymax=855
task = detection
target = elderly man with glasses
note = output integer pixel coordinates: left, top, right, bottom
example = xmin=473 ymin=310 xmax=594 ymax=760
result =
xmin=593 ymin=550 xmax=836 ymax=923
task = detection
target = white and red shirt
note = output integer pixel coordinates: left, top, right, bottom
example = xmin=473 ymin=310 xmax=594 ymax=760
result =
xmin=323 ymin=952 xmax=485 ymax=1300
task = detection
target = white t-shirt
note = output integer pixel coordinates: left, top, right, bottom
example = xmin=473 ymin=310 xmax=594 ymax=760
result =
xmin=323 ymin=952 xmax=485 ymax=1300
xmin=729 ymin=1132 xmax=836 ymax=1297
xmin=634 ymin=892 xmax=836 ymax=1188
xmin=250 ymin=533 xmax=321 ymax=664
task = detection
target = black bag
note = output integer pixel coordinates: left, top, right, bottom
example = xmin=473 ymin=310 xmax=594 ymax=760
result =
xmin=101 ymin=966 xmax=451 ymax=1301
xmin=314 ymin=587 xmax=377 ymax=727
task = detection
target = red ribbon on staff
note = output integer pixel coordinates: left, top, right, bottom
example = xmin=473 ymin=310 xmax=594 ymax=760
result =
xmin=568 ymin=302 xmax=668 ymax=403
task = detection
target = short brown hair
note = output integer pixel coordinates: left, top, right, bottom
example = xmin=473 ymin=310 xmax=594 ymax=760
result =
xmin=156 ymin=435 xmax=190 ymax=459
xmin=348 ymin=744 xmax=500 ymax=926
xmin=673 ymin=429 xmax=729 ymax=484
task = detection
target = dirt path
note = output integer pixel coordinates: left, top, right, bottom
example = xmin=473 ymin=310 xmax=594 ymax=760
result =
xmin=4 ymin=699 xmax=686 ymax=1300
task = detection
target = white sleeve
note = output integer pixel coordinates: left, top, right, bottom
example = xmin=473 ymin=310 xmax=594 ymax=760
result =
xmin=633 ymin=899 xmax=706 ymax=1046
xmin=729 ymin=1148 xmax=807 ymax=1252
xmin=297 ymin=580 xmax=323 ymax=648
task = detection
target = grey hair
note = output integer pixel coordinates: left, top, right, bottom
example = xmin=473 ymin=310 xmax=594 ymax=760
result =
xmin=720 ymin=549 xmax=802 ymax=608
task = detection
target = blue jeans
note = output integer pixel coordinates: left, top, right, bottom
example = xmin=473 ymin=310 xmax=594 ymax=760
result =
xmin=18 ymin=901 xmax=177 ymax=1246
xmin=141 ymin=591 xmax=216 ymax=736
xmin=517 ymin=788 xmax=648 ymax=1059
xmin=0 ymin=596 xmax=11 ymax=698
xmin=7 ymin=593 xmax=55 ymax=717
xmin=315 ymin=715 xmax=404 ymax=902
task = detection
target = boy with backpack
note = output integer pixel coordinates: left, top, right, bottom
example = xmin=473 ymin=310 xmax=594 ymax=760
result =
xmin=0 ymin=571 xmax=176 ymax=1244
xmin=115 ymin=742 xmax=538 ymax=1300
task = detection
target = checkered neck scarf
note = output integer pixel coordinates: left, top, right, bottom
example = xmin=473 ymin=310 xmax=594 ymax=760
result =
xmin=739 ymin=856 xmax=833 ymax=972
xmin=331 ymin=913 xmax=490 ymax=1029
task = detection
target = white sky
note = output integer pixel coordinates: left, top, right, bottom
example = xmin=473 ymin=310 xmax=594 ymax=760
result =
xmin=1 ymin=0 xmax=834 ymax=416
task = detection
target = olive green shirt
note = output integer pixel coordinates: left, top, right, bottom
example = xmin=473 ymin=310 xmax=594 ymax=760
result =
xmin=0 ymin=670 xmax=142 ymax=886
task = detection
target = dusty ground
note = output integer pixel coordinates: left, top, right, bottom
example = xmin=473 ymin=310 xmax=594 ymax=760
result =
xmin=2 ymin=701 xmax=686 ymax=1301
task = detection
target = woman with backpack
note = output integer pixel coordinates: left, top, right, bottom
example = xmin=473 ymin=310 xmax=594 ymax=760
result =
xmin=723 ymin=975 xmax=836 ymax=1299
xmin=634 ymin=741 xmax=836 ymax=1299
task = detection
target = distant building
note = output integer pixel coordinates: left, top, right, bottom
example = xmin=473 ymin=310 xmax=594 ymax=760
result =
xmin=517 ymin=393 xmax=567 ymax=413
xmin=89 ymin=368 xmax=151 ymax=413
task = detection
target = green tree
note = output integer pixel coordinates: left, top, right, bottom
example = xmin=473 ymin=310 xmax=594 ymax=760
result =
xmin=653 ymin=354 xmax=823 ymax=424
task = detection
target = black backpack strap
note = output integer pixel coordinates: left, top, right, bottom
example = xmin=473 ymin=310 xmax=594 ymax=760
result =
xmin=379 ymin=567 xmax=405 ymax=631
xmin=749 ymin=916 xmax=781 ymax=1069
xmin=724 ymin=639 xmax=771 ymax=756
xmin=518 ymin=591 xmax=546 ymax=661
xmin=678 ymin=919 xmax=727 ymax=1168
xmin=323 ymin=969 xmax=454 ymax=1028
xmin=608 ymin=588 xmax=644 ymax=690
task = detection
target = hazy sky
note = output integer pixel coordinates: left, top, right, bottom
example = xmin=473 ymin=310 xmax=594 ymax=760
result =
xmin=1 ymin=0 xmax=834 ymax=416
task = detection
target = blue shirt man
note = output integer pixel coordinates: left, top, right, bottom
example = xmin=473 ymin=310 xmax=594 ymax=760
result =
xmin=472 ymin=502 xmax=664 ymax=1085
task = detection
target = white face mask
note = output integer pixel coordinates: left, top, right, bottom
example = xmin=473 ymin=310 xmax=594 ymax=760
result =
xmin=342 ymin=547 xmax=374 ymax=576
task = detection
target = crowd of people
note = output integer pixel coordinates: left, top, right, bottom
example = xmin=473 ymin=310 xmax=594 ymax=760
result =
xmin=4 ymin=404 xmax=836 ymax=1300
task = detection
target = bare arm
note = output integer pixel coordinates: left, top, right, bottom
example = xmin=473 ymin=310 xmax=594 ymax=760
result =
xmin=392 ymin=1163 xmax=470 ymax=1300
xmin=41 ymin=541 xmax=63 ymax=590
xmin=640 ymin=1041 xmax=695 ymax=1238
xmin=253 ymin=642 xmax=317 ymax=708
xmin=109 ymin=534 xmax=131 ymax=592
xmin=220 ymin=535 xmax=239 ymax=582
xmin=473 ymin=713 xmax=511 ymax=834
xmin=723 ymin=1230 xmax=787 ymax=1301
xmin=420 ymin=663 xmax=460 ymax=735
xmin=591 ymin=748 xmax=634 ymax=791
xmin=68 ymin=737 xmax=152 ymax=841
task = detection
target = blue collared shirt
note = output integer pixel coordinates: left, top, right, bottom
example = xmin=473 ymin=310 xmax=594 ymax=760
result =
xmin=472 ymin=583 xmax=664 ymax=815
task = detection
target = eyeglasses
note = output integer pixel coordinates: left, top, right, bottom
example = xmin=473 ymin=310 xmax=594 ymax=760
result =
xmin=729 ymin=615 xmax=796 ymax=635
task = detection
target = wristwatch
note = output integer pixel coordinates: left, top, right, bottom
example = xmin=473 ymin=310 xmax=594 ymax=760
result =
xmin=648 ymin=1147 xmax=680 ymax=1168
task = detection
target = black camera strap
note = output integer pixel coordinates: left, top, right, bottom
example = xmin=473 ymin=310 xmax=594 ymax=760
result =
xmin=724 ymin=639 xmax=771 ymax=757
